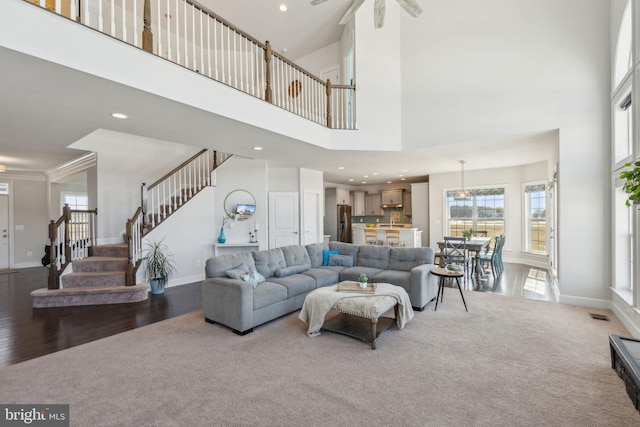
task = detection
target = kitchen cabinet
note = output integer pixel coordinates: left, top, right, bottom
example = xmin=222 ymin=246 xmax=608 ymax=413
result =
xmin=336 ymin=188 xmax=350 ymax=205
xmin=365 ymin=194 xmax=383 ymax=216
xmin=353 ymin=191 xmax=366 ymax=216
xmin=381 ymin=190 xmax=403 ymax=205
xmin=403 ymin=191 xmax=412 ymax=215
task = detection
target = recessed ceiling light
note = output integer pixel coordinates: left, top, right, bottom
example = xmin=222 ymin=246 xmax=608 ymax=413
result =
xmin=0 ymin=165 xmax=6 ymax=172
xmin=111 ymin=113 xmax=127 ymax=119
xmin=279 ymin=4 xmax=287 ymax=12
xmin=402 ymin=169 xmax=408 ymax=173
xmin=400 ymin=178 xmax=406 ymax=181
xmin=364 ymin=175 xmax=368 ymax=178
xmin=348 ymin=178 xmax=354 ymax=182
xmin=362 ymin=181 xmax=367 ymax=184
xmin=398 ymin=174 xmax=404 ymax=177
xmin=281 ymin=48 xmax=288 ymax=54
xmin=338 ymin=166 xmax=345 ymax=170
xmin=372 ymin=172 xmax=378 ymax=176
xmin=253 ymin=146 xmax=263 ymax=151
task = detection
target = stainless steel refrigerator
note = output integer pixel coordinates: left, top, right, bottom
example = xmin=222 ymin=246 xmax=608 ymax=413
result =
xmin=337 ymin=205 xmax=352 ymax=243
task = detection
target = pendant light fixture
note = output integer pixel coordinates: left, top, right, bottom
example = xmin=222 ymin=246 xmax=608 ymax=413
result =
xmin=454 ymin=160 xmax=470 ymax=200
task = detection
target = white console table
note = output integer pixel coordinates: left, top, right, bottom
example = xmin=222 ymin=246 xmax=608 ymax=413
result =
xmin=213 ymin=242 xmax=259 ymax=256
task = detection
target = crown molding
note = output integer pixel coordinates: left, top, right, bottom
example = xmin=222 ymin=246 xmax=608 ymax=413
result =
xmin=46 ymin=153 xmax=96 ymax=183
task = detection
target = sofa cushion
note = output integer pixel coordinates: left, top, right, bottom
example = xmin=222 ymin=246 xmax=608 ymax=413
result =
xmin=305 ymin=242 xmax=329 ymax=268
xmin=253 ymin=248 xmax=286 ymax=278
xmin=269 ymin=274 xmax=316 ymax=298
xmin=205 ymin=252 xmax=256 ymax=278
xmin=373 ymin=270 xmax=411 ymax=292
xmin=303 ymin=267 xmax=340 ymax=287
xmin=328 ymin=242 xmax=360 ymax=266
xmin=339 ymin=266 xmax=384 ymax=283
xmin=328 ymin=254 xmax=353 ymax=267
xmin=253 ymin=281 xmax=288 ymax=310
xmin=322 ymin=250 xmax=339 ymax=266
xmin=388 ymin=247 xmax=434 ymax=271
xmin=357 ymin=245 xmax=391 ymax=269
xmin=225 ymin=263 xmax=251 ymax=280
xmin=240 ymin=271 xmax=266 ymax=288
xmin=275 ymin=264 xmax=309 ymax=277
xmin=281 ymin=245 xmax=312 ymax=269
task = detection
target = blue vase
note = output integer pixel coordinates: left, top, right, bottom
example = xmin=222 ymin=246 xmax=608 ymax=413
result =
xmin=218 ymin=227 xmax=226 ymax=243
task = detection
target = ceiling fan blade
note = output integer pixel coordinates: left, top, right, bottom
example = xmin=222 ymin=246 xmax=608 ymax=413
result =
xmin=395 ymin=0 xmax=423 ymax=18
xmin=374 ymin=0 xmax=385 ymax=29
xmin=338 ymin=0 xmax=366 ymax=25
xmin=310 ymin=0 xmax=330 ymax=5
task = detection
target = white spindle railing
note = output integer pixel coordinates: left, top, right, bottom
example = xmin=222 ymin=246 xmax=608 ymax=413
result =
xmin=26 ymin=0 xmax=356 ymax=129
xmin=69 ymin=210 xmax=97 ymax=260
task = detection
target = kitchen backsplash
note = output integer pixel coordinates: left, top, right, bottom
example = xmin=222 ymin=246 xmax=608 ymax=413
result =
xmin=353 ymin=209 xmax=411 ymax=225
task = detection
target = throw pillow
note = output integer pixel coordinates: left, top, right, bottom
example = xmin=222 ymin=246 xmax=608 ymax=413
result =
xmin=327 ymin=254 xmax=353 ymax=267
xmin=322 ymin=250 xmax=339 ymax=266
xmin=225 ymin=263 xmax=251 ymax=280
xmin=240 ymin=271 xmax=266 ymax=288
xmin=275 ymin=264 xmax=310 ymax=277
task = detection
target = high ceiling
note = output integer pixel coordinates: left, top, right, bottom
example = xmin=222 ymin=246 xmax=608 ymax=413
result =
xmin=0 ymin=1 xmax=556 ymax=186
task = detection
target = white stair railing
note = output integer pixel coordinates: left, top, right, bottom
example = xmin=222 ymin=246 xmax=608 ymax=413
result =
xmin=25 ymin=0 xmax=356 ymax=129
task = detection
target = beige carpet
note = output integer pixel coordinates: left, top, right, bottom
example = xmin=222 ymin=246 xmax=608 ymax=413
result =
xmin=1 ymin=288 xmax=639 ymax=426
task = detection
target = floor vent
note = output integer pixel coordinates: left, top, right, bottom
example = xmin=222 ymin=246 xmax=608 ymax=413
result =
xmin=589 ymin=313 xmax=610 ymax=321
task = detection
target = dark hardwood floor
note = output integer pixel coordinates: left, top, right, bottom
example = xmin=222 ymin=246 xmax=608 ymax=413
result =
xmin=0 ymin=262 xmax=555 ymax=368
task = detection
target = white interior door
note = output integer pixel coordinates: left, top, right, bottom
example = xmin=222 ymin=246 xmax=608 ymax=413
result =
xmin=0 ymin=195 xmax=9 ymax=269
xmin=269 ymin=192 xmax=299 ymax=248
xmin=303 ymin=192 xmax=319 ymax=245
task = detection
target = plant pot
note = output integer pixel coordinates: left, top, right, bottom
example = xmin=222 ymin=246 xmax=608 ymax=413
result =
xmin=359 ymin=281 xmax=367 ymax=289
xmin=150 ymin=278 xmax=166 ymax=295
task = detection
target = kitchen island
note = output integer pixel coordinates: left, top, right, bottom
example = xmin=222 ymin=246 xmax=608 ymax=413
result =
xmin=352 ymin=226 xmax=423 ymax=248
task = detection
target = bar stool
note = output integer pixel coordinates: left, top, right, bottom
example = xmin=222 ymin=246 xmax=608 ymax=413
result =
xmin=364 ymin=228 xmax=381 ymax=245
xmin=385 ymin=229 xmax=405 ymax=247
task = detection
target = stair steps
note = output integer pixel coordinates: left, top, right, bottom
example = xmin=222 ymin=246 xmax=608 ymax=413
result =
xmin=31 ymin=243 xmax=149 ymax=308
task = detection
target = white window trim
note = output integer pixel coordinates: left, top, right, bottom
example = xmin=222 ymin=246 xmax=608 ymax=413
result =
xmin=522 ymin=181 xmax=547 ymax=256
xmin=442 ymin=184 xmax=508 ymax=240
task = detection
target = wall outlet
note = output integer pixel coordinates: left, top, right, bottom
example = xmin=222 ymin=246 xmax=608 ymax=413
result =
xmin=27 ymin=251 xmax=32 ymax=257
xmin=376 ymin=218 xmax=379 ymax=222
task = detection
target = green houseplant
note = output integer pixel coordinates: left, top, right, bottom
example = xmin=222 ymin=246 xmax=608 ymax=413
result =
xmin=620 ymin=161 xmax=640 ymax=206
xmin=358 ymin=272 xmax=368 ymax=289
xmin=462 ymin=229 xmax=474 ymax=239
xmin=143 ymin=239 xmax=176 ymax=295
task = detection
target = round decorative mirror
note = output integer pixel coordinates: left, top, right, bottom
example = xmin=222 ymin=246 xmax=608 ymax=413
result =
xmin=224 ymin=190 xmax=256 ymax=221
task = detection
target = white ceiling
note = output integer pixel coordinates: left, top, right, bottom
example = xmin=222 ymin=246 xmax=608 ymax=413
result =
xmin=0 ymin=0 xmax=557 ymax=185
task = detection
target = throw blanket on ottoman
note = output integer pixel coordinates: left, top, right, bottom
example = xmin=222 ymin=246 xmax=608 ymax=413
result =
xmin=299 ymin=283 xmax=414 ymax=337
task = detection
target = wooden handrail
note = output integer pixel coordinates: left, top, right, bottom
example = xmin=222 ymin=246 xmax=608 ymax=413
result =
xmin=147 ymin=149 xmax=208 ymax=190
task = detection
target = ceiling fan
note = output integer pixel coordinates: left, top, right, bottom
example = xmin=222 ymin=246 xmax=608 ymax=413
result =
xmin=311 ymin=0 xmax=422 ymax=29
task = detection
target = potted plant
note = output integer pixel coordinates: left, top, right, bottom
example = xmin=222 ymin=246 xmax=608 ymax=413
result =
xmin=358 ymin=272 xmax=368 ymax=289
xmin=620 ymin=161 xmax=640 ymax=206
xmin=462 ymin=229 xmax=474 ymax=240
xmin=143 ymin=238 xmax=176 ymax=295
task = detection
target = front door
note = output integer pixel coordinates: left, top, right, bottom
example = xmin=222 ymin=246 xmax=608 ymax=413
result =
xmin=268 ymin=192 xmax=299 ymax=248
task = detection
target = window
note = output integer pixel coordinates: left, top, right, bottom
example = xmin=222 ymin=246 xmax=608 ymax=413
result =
xmin=524 ymin=184 xmax=547 ymax=254
xmin=614 ymin=90 xmax=633 ymax=164
xmin=614 ymin=182 xmax=633 ymax=291
xmin=0 ymin=183 xmax=8 ymax=195
xmin=445 ymin=187 xmax=505 ymax=238
xmin=64 ymin=194 xmax=88 ymax=211
xmin=63 ymin=194 xmax=90 ymax=246
xmin=614 ymin=1 xmax=632 ymax=88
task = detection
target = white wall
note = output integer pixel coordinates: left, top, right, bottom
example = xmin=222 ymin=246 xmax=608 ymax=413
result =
xmin=294 ymin=41 xmax=342 ymax=82
xmin=429 ymin=162 xmax=550 ymax=267
xmin=411 ymin=182 xmax=429 ymax=246
xmin=214 ymin=157 xmax=268 ymax=250
xmin=72 ymin=129 xmax=201 ymax=244
xmin=300 ymin=168 xmax=324 ymax=244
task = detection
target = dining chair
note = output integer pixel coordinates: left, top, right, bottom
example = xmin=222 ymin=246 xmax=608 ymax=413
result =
xmin=443 ymin=236 xmax=469 ymax=279
xmin=385 ymin=229 xmax=405 ymax=247
xmin=474 ymin=235 xmax=499 ymax=278
xmin=473 ymin=230 xmax=488 ymax=237
xmin=364 ymin=228 xmax=380 ymax=245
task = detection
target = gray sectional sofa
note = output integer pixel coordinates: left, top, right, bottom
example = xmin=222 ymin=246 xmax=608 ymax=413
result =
xmin=201 ymin=241 xmax=438 ymax=335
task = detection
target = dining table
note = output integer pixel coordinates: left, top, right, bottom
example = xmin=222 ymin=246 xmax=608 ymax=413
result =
xmin=436 ymin=237 xmax=492 ymax=286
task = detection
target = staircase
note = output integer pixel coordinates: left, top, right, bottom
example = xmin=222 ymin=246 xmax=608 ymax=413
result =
xmin=32 ymin=244 xmax=148 ymax=308
xmin=32 ymin=149 xmax=232 ymax=308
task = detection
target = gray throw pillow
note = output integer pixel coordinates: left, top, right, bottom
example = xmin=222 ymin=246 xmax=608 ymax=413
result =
xmin=275 ymin=264 xmax=310 ymax=277
xmin=328 ymin=254 xmax=354 ymax=267
xmin=225 ymin=263 xmax=250 ymax=280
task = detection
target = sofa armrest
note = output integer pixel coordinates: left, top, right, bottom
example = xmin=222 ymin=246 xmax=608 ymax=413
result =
xmin=410 ymin=264 xmax=439 ymax=310
xmin=201 ymin=277 xmax=254 ymax=333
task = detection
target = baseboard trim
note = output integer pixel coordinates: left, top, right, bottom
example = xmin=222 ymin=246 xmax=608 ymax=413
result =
xmin=558 ymin=294 xmax=611 ymax=310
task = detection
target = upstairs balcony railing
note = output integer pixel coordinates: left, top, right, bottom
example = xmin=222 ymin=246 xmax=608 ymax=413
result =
xmin=27 ymin=0 xmax=356 ymax=129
